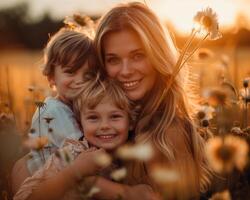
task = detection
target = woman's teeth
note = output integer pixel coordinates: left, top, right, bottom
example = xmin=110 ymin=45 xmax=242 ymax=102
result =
xmin=123 ymin=80 xmax=139 ymax=88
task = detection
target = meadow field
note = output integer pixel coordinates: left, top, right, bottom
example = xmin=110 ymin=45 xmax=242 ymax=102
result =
xmin=1 ymin=47 xmax=249 ymax=132
xmin=1 ymin=46 xmax=250 ymax=199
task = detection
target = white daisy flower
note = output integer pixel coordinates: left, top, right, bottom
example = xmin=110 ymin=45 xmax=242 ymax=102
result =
xmin=23 ymin=136 xmax=49 ymax=150
xmin=116 ymin=143 xmax=153 ymax=161
xmin=193 ymin=7 xmax=222 ymax=40
xmin=110 ymin=167 xmax=127 ymax=181
xmin=150 ymin=166 xmax=179 ymax=184
xmin=86 ymin=186 xmax=100 ymax=198
xmin=94 ymin=151 xmax=112 ymax=167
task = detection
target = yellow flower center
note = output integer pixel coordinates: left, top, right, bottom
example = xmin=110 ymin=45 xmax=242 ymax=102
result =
xmin=201 ymin=16 xmax=212 ymax=28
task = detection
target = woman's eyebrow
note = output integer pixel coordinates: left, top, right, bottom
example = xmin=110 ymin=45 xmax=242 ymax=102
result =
xmin=130 ymin=48 xmax=143 ymax=53
xmin=105 ymin=48 xmax=144 ymax=56
xmin=105 ymin=53 xmax=117 ymax=56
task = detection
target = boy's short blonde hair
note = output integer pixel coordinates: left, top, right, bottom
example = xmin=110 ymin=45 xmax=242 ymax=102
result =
xmin=43 ymin=28 xmax=95 ymax=77
xmin=74 ymin=77 xmax=134 ymax=124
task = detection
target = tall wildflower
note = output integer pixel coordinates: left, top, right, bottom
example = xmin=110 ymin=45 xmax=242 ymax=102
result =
xmin=164 ymin=7 xmax=221 ymax=94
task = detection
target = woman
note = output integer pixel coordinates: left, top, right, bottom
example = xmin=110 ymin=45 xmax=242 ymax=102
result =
xmin=94 ymin=2 xmax=211 ymax=198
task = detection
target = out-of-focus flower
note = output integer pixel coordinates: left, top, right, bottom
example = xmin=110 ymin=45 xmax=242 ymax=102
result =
xmin=0 ymin=113 xmax=14 ymax=123
xmin=23 ymin=136 xmax=49 ymax=150
xmin=29 ymin=128 xmax=36 ymax=134
xmin=94 ymin=151 xmax=112 ymax=168
xmin=206 ymin=88 xmax=228 ymax=107
xmin=220 ymin=54 xmax=230 ymax=68
xmin=193 ymin=7 xmax=222 ymax=40
xmin=201 ymin=119 xmax=209 ymax=127
xmin=205 ymin=136 xmax=249 ymax=173
xmin=116 ymin=143 xmax=153 ymax=161
xmin=243 ymin=126 xmax=250 ymax=135
xmin=209 ymin=190 xmax=231 ymax=200
xmin=86 ymin=186 xmax=100 ymax=198
xmin=240 ymin=88 xmax=250 ymax=103
xmin=28 ymin=85 xmax=35 ymax=92
xmin=243 ymin=77 xmax=250 ymax=88
xmin=230 ymin=127 xmax=243 ymax=135
xmin=197 ymin=105 xmax=215 ymax=120
xmin=150 ymin=165 xmax=179 ymax=184
xmin=196 ymin=48 xmax=214 ymax=60
xmin=64 ymin=14 xmax=95 ymax=39
xmin=110 ymin=167 xmax=127 ymax=181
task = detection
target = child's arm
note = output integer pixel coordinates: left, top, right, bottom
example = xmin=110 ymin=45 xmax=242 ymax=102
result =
xmin=14 ymin=148 xmax=105 ymax=200
xmin=92 ymin=176 xmax=161 ymax=200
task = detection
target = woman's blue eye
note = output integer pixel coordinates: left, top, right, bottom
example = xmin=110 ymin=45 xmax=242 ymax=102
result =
xmin=106 ymin=57 xmax=121 ymax=65
xmin=133 ymin=53 xmax=145 ymax=61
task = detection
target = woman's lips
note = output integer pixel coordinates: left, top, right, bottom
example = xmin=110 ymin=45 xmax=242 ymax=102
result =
xmin=122 ymin=79 xmax=141 ymax=90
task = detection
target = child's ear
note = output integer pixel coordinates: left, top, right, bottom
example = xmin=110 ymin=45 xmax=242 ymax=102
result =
xmin=47 ymin=76 xmax=55 ymax=88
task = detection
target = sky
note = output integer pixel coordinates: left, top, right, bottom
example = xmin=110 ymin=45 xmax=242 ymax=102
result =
xmin=0 ymin=0 xmax=250 ymax=33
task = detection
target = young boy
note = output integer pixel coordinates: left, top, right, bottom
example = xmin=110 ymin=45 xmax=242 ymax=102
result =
xmin=11 ymin=27 xmax=97 ymax=194
xmin=27 ymin=27 xmax=96 ymax=175
xmin=14 ymin=78 xmax=138 ymax=200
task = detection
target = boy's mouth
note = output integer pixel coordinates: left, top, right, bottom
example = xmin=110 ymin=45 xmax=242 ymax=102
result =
xmin=96 ymin=134 xmax=117 ymax=140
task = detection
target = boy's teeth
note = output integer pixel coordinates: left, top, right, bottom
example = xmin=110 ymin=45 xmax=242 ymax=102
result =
xmin=98 ymin=135 xmax=115 ymax=139
xmin=123 ymin=81 xmax=139 ymax=88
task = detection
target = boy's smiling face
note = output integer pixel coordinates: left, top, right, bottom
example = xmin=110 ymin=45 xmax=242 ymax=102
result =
xmin=81 ymin=96 xmax=129 ymax=151
xmin=48 ymin=62 xmax=88 ymax=103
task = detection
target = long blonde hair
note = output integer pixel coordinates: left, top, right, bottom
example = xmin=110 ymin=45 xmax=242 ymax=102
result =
xmin=95 ymin=2 xmax=211 ymax=196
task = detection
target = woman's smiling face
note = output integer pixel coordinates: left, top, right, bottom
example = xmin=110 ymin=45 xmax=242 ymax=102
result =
xmin=102 ymin=29 xmax=157 ymax=101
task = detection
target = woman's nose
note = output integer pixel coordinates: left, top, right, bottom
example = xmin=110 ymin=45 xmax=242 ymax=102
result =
xmin=120 ymin=60 xmax=134 ymax=77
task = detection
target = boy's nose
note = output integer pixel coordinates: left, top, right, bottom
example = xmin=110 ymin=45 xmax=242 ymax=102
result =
xmin=74 ymin=74 xmax=84 ymax=85
xmin=100 ymin=119 xmax=111 ymax=131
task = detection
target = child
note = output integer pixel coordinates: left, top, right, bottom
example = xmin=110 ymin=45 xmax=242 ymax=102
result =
xmin=26 ymin=27 xmax=96 ymax=175
xmin=14 ymin=78 xmax=140 ymax=200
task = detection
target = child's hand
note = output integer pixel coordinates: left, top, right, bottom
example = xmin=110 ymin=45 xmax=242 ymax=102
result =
xmin=71 ymin=148 xmax=111 ymax=179
xmin=124 ymin=184 xmax=161 ymax=200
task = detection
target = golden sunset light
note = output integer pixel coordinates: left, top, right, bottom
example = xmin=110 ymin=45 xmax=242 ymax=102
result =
xmin=1 ymin=1 xmax=250 ymax=200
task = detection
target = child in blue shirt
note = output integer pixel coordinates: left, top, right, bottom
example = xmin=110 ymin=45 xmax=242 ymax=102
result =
xmin=27 ymin=27 xmax=96 ymax=174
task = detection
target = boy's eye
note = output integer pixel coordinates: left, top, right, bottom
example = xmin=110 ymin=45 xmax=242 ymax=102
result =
xmin=110 ymin=114 xmax=123 ymax=120
xmin=64 ymin=70 xmax=75 ymax=75
xmin=86 ymin=115 xmax=99 ymax=121
xmin=106 ymin=57 xmax=121 ymax=65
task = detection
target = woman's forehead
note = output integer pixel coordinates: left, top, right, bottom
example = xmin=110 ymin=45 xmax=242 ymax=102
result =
xmin=102 ymin=29 xmax=144 ymax=54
